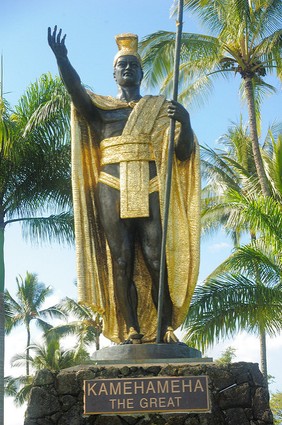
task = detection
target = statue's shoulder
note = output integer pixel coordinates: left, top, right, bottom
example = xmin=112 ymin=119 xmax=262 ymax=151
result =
xmin=141 ymin=94 xmax=167 ymax=108
xmin=86 ymin=91 xmax=130 ymax=110
xmin=143 ymin=94 xmax=166 ymax=101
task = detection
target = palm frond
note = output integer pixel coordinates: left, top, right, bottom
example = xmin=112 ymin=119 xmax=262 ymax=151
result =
xmin=14 ymin=211 xmax=75 ymax=245
xmin=182 ymin=275 xmax=282 ymax=351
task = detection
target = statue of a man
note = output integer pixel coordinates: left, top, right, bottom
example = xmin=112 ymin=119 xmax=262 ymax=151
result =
xmin=48 ymin=26 xmax=201 ymax=344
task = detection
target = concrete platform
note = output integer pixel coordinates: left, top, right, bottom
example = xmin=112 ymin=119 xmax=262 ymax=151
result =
xmin=91 ymin=342 xmax=210 ymax=364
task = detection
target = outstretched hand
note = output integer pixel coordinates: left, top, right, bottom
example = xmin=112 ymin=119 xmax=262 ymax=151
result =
xmin=167 ymin=100 xmax=190 ymax=124
xmin=48 ymin=25 xmax=68 ymax=59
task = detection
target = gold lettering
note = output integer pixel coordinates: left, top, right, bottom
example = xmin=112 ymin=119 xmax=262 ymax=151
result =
xmin=134 ymin=380 xmax=144 ymax=394
xmin=167 ymin=397 xmax=175 ymax=407
xmin=127 ymin=398 xmax=134 ymax=409
xmin=140 ymin=397 xmax=148 ymax=408
xmin=194 ymin=379 xmax=204 ymax=392
xmin=109 ymin=382 xmax=121 ymax=395
xmin=171 ymin=380 xmax=181 ymax=393
xmin=98 ymin=383 xmax=108 ymax=396
xmin=117 ymin=399 xmax=126 ymax=409
xmin=109 ymin=398 xmax=134 ymax=410
xmin=109 ymin=398 xmax=117 ymax=409
xmin=175 ymin=396 xmax=182 ymax=407
xmin=149 ymin=398 xmax=158 ymax=408
xmin=146 ymin=381 xmax=156 ymax=394
xmin=158 ymin=397 xmax=166 ymax=407
xmin=157 ymin=380 xmax=169 ymax=393
xmin=123 ymin=381 xmax=133 ymax=395
xmin=182 ymin=379 xmax=193 ymax=392
xmin=87 ymin=382 xmax=97 ymax=396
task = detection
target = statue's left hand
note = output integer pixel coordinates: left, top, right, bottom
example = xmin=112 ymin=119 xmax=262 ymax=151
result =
xmin=167 ymin=100 xmax=190 ymax=124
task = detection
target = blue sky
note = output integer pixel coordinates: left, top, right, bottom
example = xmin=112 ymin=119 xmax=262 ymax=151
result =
xmin=1 ymin=1 xmax=282 ymax=423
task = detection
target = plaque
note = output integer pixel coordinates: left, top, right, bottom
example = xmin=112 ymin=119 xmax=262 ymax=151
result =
xmin=84 ymin=375 xmax=210 ymax=415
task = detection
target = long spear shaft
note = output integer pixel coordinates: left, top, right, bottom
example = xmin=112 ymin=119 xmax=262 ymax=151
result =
xmin=0 ymin=53 xmax=3 ymax=98
xmin=156 ymin=0 xmax=184 ymax=343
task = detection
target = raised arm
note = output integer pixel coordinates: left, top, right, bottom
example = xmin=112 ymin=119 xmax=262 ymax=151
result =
xmin=167 ymin=100 xmax=195 ymax=161
xmin=48 ymin=26 xmax=99 ymax=123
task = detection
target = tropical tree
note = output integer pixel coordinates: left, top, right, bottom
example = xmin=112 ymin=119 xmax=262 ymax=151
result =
xmin=12 ymin=336 xmax=90 ymax=373
xmin=215 ymin=346 xmax=237 ymax=365
xmin=6 ymin=334 xmax=90 ymax=406
xmin=270 ymin=391 xmax=282 ymax=425
xmin=4 ymin=375 xmax=33 ymax=407
xmin=50 ymin=297 xmax=103 ymax=352
xmin=5 ymin=272 xmax=64 ymax=376
xmin=139 ymin=0 xmax=282 ymax=196
xmin=0 ymin=73 xmax=72 ymax=424
xmin=200 ymin=120 xmax=258 ymax=245
xmin=183 ymin=190 xmax=282 ymax=382
xmin=176 ymin=120 xmax=282 ymax=379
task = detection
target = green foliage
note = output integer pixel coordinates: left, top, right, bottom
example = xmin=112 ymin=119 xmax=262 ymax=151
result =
xmin=5 ymin=272 xmax=64 ymax=375
xmin=140 ymin=0 xmax=282 ymax=195
xmin=11 ymin=336 xmax=90 ymax=373
xmin=5 ymin=272 xmax=63 ymax=335
xmin=0 ymin=73 xmax=73 ymax=243
xmin=7 ymin=334 xmax=90 ymax=406
xmin=140 ymin=0 xmax=282 ymax=108
xmin=4 ymin=375 xmax=33 ymax=406
xmin=50 ymin=297 xmax=103 ymax=352
xmin=182 ymin=124 xmax=282 ymax=384
xmin=0 ymin=73 xmax=73 ymax=418
xmin=215 ymin=346 xmax=236 ymax=365
xmin=270 ymin=392 xmax=282 ymax=425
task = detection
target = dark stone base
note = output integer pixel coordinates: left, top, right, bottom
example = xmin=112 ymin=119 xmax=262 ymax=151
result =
xmin=91 ymin=343 xmax=203 ymax=363
xmin=24 ymin=362 xmax=273 ymax=425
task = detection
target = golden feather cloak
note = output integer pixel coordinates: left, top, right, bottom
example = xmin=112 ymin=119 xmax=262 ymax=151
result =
xmin=71 ymin=93 xmax=201 ymax=343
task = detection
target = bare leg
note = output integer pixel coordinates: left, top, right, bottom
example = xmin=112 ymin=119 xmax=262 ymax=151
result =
xmin=96 ymin=182 xmax=140 ymax=334
xmin=138 ymin=192 xmax=173 ymax=340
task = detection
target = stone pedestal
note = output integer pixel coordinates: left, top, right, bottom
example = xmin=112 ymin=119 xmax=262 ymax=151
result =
xmin=91 ymin=343 xmax=202 ymax=363
xmin=24 ymin=361 xmax=273 ymax=425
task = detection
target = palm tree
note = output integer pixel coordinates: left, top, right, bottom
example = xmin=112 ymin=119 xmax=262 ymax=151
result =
xmin=183 ymin=138 xmax=282 ymax=381
xmin=0 ymin=73 xmax=73 ymax=424
xmin=7 ymin=334 xmax=90 ymax=406
xmin=200 ymin=121 xmax=282 ymax=241
xmin=14 ymin=337 xmax=90 ymax=373
xmin=4 ymin=375 xmax=32 ymax=407
xmin=270 ymin=391 xmax=282 ymax=425
xmin=183 ymin=194 xmax=282 ymax=382
xmin=50 ymin=297 xmax=103 ymax=352
xmin=5 ymin=272 xmax=64 ymax=376
xmin=200 ymin=120 xmax=258 ymax=246
xmin=178 ymin=120 xmax=282 ymax=382
xmin=139 ymin=0 xmax=282 ymax=196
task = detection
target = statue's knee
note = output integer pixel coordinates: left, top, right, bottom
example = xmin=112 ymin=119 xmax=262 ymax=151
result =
xmin=149 ymin=259 xmax=160 ymax=272
xmin=116 ymin=257 xmax=126 ymax=268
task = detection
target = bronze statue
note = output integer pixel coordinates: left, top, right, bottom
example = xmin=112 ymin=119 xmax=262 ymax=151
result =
xmin=48 ymin=26 xmax=201 ymax=344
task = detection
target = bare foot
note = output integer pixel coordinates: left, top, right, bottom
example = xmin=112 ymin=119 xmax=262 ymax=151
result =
xmin=163 ymin=326 xmax=179 ymax=343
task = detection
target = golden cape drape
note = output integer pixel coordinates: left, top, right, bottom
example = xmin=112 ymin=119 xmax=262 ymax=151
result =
xmin=71 ymin=93 xmax=201 ymax=343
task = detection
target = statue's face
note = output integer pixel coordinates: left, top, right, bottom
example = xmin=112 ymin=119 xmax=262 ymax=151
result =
xmin=114 ymin=55 xmax=143 ymax=87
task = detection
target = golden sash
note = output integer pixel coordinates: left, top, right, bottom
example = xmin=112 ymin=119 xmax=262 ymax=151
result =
xmin=99 ymin=96 xmax=165 ymax=218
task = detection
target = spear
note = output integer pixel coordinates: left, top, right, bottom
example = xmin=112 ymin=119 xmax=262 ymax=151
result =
xmin=0 ymin=53 xmax=3 ymax=98
xmin=156 ymin=0 xmax=184 ymax=344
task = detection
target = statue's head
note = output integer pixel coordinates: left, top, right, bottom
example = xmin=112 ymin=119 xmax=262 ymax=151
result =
xmin=113 ymin=33 xmax=143 ymax=87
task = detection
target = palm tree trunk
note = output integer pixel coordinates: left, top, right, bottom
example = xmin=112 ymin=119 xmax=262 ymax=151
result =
xmin=0 ymin=227 xmax=5 ymax=425
xmin=243 ymin=76 xmax=271 ymax=197
xmin=95 ymin=335 xmax=100 ymax=351
xmin=260 ymin=329 xmax=268 ymax=386
xmin=250 ymin=232 xmax=268 ymax=387
xmin=26 ymin=324 xmax=31 ymax=376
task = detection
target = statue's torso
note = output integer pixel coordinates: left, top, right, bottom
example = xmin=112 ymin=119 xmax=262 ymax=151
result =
xmin=99 ymin=108 xmax=132 ymax=139
xmin=97 ymin=107 xmax=157 ymax=179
